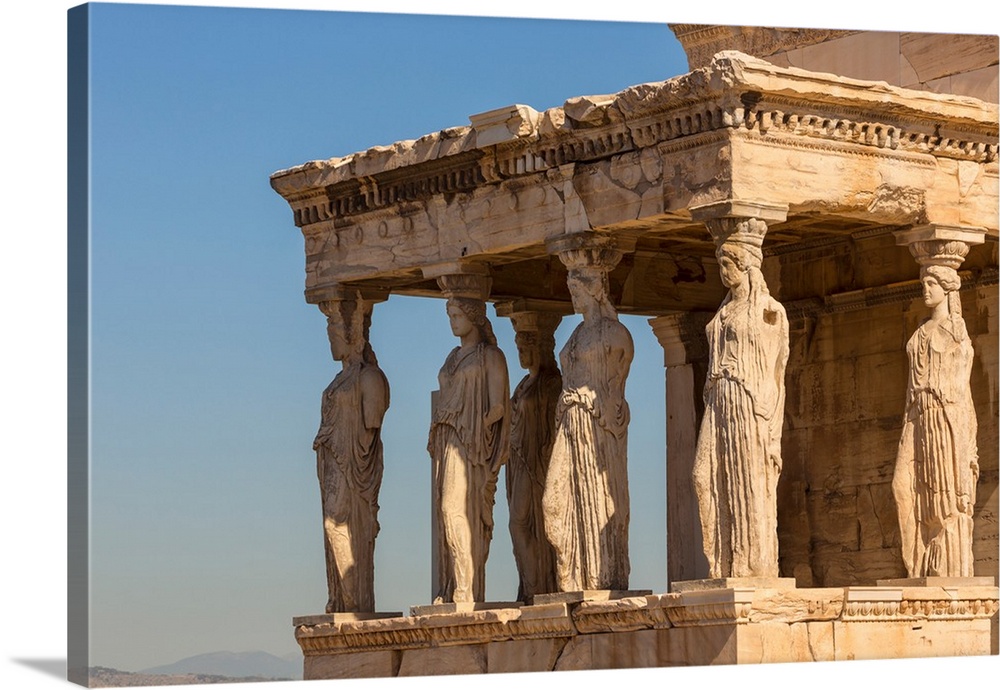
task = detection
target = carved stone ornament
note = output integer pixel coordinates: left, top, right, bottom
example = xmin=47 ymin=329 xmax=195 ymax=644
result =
xmin=428 ymin=290 xmax=510 ymax=603
xmin=542 ymin=238 xmax=634 ymax=591
xmin=507 ymin=311 xmax=562 ymax=599
xmin=693 ymin=217 xmax=790 ymax=578
xmin=314 ymin=295 xmax=390 ymax=612
xmin=892 ymin=235 xmax=981 ymax=578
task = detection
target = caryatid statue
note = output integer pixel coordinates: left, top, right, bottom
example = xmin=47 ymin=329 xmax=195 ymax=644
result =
xmin=314 ymin=293 xmax=390 ymax=613
xmin=692 ymin=216 xmax=789 ymax=578
xmin=892 ymin=229 xmax=984 ymax=578
xmin=427 ymin=271 xmax=510 ymax=603
xmin=506 ymin=310 xmax=562 ymax=599
xmin=542 ymin=235 xmax=634 ymax=592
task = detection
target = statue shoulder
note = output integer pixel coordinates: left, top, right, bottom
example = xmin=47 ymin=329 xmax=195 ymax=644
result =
xmin=762 ymin=295 xmax=788 ymax=328
xmin=605 ymin=317 xmax=634 ymax=353
xmin=483 ymin=343 xmax=508 ymax=369
xmin=360 ymin=363 xmax=389 ymax=391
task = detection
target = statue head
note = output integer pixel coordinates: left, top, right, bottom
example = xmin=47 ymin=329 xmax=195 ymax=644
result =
xmin=509 ymin=311 xmax=560 ymax=372
xmin=321 ymin=296 xmax=377 ymax=366
xmin=920 ymin=264 xmax=962 ymax=315
xmin=566 ymin=267 xmax=618 ymax=321
xmin=716 ymin=240 xmax=762 ymax=282
xmin=514 ymin=330 xmax=539 ymax=370
xmin=446 ymin=297 xmax=497 ymax=346
xmin=566 ymin=267 xmax=604 ymax=308
xmin=716 ymin=239 xmax=768 ymax=301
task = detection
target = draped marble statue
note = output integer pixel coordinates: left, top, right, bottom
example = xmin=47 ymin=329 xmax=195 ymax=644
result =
xmin=892 ymin=241 xmax=980 ymax=578
xmin=693 ymin=219 xmax=789 ymax=578
xmin=428 ymin=291 xmax=510 ymax=603
xmin=507 ymin=311 xmax=562 ymax=599
xmin=543 ymin=239 xmax=634 ymax=591
xmin=314 ymin=296 xmax=390 ymax=612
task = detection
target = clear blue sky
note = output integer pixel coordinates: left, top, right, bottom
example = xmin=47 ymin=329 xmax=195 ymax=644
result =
xmin=3 ymin=2 xmax=997 ymax=690
xmin=85 ymin=2 xmax=687 ymax=671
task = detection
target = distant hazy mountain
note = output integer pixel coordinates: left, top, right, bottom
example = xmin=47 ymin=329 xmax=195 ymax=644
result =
xmin=141 ymin=651 xmax=301 ymax=680
xmin=89 ymin=666 xmax=288 ymax=687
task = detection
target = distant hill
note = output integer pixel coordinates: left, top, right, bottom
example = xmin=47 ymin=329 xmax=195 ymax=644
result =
xmin=140 ymin=651 xmax=301 ymax=680
xmin=88 ymin=665 xmax=290 ymax=687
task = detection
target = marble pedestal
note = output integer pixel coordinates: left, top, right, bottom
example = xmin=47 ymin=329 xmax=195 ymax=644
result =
xmin=293 ymin=585 xmax=999 ymax=679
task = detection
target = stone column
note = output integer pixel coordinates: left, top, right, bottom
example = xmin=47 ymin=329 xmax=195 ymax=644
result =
xmin=686 ymin=200 xmax=791 ymax=583
xmin=888 ymin=224 xmax=988 ymax=583
xmin=495 ymin=302 xmax=566 ymax=599
xmin=649 ymin=312 xmax=712 ymax=586
xmin=422 ymin=263 xmax=511 ymax=604
xmin=540 ymin=233 xmax=636 ymax=592
xmin=311 ymin=285 xmax=392 ymax=614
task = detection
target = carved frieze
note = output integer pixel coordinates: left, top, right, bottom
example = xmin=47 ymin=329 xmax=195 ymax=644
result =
xmin=572 ymin=596 xmax=673 ymax=634
xmin=842 ymin=593 xmax=999 ymax=621
xmin=295 ymin=606 xmax=576 ymax=655
xmin=293 ymin=586 xmax=998 ymax=656
xmin=897 ymin=597 xmax=1000 ymax=619
xmin=666 ymin=601 xmax=754 ymax=627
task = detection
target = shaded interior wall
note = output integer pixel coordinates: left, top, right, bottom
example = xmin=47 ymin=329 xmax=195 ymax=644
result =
xmin=764 ymin=32 xmax=998 ymax=104
xmin=775 ymin=242 xmax=999 ymax=586
xmin=671 ymin=25 xmax=998 ymax=105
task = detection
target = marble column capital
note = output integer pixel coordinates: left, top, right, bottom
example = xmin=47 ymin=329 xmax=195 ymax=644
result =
xmin=307 ymin=283 xmax=389 ymax=308
xmin=545 ymin=232 xmax=632 ymax=274
xmin=494 ymin=299 xmax=573 ymax=320
xmin=894 ymin=224 xmax=986 ymax=270
xmin=690 ymin=199 xmax=788 ymax=249
xmin=422 ymin=262 xmax=493 ymax=300
xmin=690 ymin=199 xmax=788 ymax=223
xmin=497 ymin=308 xmax=563 ymax=337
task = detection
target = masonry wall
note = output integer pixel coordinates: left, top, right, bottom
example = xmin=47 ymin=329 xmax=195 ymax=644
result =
xmin=671 ymin=25 xmax=999 ymax=105
xmin=764 ymin=32 xmax=999 ymax=104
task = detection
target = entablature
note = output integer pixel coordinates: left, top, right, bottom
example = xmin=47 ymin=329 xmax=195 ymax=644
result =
xmin=272 ymin=51 xmax=998 ymax=311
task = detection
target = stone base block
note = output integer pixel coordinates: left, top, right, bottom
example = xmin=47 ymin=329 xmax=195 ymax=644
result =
xmin=487 ymin=638 xmax=567 ymax=673
xmin=671 ymin=577 xmax=797 ymax=592
xmin=398 ymin=645 xmax=487 ymax=676
xmin=295 ymin=585 xmax=998 ymax=679
xmin=530 ymin=589 xmax=653 ymax=605
xmin=304 ymin=649 xmax=398 ymax=680
xmin=293 ymin=611 xmax=404 ymax=626
xmin=409 ymin=600 xmax=522 ymax=616
xmin=878 ymin=577 xmax=996 ymax=587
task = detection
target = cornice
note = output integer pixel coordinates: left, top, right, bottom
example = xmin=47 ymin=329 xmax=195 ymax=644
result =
xmin=273 ymin=52 xmax=998 ymax=230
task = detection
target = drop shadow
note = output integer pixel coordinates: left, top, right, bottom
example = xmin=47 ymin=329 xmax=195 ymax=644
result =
xmin=10 ymin=657 xmax=67 ymax=680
